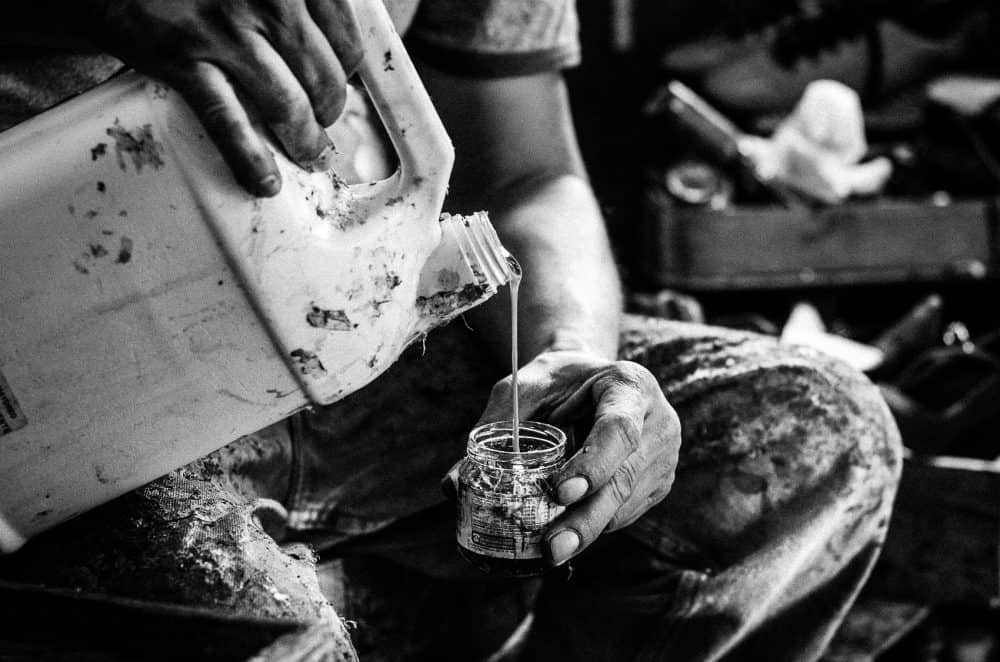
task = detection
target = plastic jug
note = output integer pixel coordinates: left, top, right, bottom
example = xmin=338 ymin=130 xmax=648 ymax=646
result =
xmin=0 ymin=0 xmax=514 ymax=552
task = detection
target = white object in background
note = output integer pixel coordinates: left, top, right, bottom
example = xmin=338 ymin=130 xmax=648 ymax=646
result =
xmin=0 ymin=0 xmax=513 ymax=552
xmin=781 ymin=302 xmax=884 ymax=372
xmin=742 ymin=80 xmax=893 ymax=204
xmin=926 ymin=75 xmax=1000 ymax=117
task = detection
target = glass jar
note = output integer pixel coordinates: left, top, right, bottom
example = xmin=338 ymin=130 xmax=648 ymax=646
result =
xmin=456 ymin=421 xmax=567 ymax=577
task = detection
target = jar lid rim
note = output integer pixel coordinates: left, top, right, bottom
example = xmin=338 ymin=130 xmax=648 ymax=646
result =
xmin=467 ymin=420 xmax=566 ymax=461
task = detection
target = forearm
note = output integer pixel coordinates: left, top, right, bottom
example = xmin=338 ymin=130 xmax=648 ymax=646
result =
xmin=416 ymin=65 xmax=621 ymax=365
xmin=466 ymin=173 xmax=622 ymax=366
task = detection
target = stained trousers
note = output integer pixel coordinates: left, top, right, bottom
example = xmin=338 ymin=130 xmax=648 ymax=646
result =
xmin=1 ymin=316 xmax=901 ymax=661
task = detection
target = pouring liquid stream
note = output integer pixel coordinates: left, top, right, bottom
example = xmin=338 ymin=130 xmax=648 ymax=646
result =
xmin=507 ymin=255 xmax=523 ymax=455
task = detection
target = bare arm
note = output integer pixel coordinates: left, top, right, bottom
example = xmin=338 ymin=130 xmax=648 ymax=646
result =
xmin=419 ymin=66 xmax=621 ymax=363
xmin=2 ymin=0 xmax=364 ymax=197
xmin=426 ymin=64 xmax=681 ymax=566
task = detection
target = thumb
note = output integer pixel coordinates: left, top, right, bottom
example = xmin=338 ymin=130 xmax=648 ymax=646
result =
xmin=440 ymin=459 xmax=462 ymax=501
xmin=478 ymin=356 xmax=564 ymax=425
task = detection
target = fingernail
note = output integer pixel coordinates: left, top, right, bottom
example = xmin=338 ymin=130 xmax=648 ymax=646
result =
xmin=556 ymin=476 xmax=589 ymax=504
xmin=306 ymin=142 xmax=336 ymax=173
xmin=549 ymin=529 xmax=580 ymax=565
xmin=257 ymin=174 xmax=281 ymax=197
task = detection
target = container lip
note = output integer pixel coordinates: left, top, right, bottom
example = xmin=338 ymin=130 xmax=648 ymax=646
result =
xmin=468 ymin=420 xmax=566 ymax=464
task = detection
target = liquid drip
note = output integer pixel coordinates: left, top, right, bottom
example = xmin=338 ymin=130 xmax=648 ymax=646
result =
xmin=506 ymin=255 xmax=523 ymax=455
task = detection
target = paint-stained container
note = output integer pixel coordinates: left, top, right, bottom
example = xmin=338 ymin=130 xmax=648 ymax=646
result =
xmin=0 ymin=0 xmax=514 ymax=552
xmin=457 ymin=422 xmax=567 ymax=576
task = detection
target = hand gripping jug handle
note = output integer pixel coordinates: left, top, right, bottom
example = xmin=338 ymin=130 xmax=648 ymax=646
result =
xmin=195 ymin=0 xmax=458 ymax=404
xmin=0 ymin=0 xmax=513 ymax=552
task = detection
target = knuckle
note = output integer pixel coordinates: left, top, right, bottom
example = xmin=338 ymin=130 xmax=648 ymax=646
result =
xmin=263 ymin=0 xmax=310 ymax=36
xmin=647 ymin=485 xmax=668 ymax=506
xmin=340 ymin=41 xmax=365 ymax=74
xmin=661 ymin=467 xmax=676 ymax=492
xmin=611 ymin=360 xmax=647 ymax=388
xmin=200 ymin=101 xmax=241 ymax=132
xmin=667 ymin=414 xmax=682 ymax=444
xmin=654 ymin=416 xmax=680 ymax=455
xmin=261 ymin=89 xmax=301 ymax=124
xmin=605 ymin=413 xmax=642 ymax=453
xmin=655 ymin=442 xmax=678 ymax=472
xmin=609 ymin=461 xmax=639 ymax=505
xmin=665 ymin=402 xmax=680 ymax=429
xmin=489 ymin=378 xmax=512 ymax=402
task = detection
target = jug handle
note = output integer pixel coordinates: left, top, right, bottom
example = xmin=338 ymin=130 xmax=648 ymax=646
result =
xmin=348 ymin=0 xmax=454 ymax=202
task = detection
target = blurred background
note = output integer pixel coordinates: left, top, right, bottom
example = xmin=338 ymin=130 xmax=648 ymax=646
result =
xmin=567 ymin=1 xmax=1000 ymax=660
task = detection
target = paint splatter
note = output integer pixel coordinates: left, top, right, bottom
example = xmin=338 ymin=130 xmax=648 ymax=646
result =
xmin=115 ymin=236 xmax=134 ymax=264
xmin=416 ymin=283 xmax=489 ymax=318
xmin=290 ymin=349 xmax=327 ymax=378
xmin=106 ymin=120 xmax=165 ymax=173
xmin=376 ymin=271 xmax=402 ymax=291
xmin=437 ymin=268 xmax=461 ymax=290
xmin=305 ymin=306 xmax=352 ymax=331
xmin=94 ymin=464 xmax=111 ymax=484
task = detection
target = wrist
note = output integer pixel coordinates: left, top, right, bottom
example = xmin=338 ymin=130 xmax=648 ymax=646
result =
xmin=540 ymin=329 xmax=600 ymax=356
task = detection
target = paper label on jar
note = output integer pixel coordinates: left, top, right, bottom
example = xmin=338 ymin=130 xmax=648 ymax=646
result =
xmin=457 ymin=485 xmax=565 ymax=559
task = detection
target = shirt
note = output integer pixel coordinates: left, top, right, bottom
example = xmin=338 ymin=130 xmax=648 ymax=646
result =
xmin=0 ymin=0 xmax=579 ymax=131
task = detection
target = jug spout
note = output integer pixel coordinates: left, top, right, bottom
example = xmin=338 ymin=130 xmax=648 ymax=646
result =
xmin=415 ymin=211 xmax=515 ymax=332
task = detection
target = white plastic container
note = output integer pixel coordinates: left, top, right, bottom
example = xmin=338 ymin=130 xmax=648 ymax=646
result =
xmin=0 ymin=0 xmax=513 ymax=552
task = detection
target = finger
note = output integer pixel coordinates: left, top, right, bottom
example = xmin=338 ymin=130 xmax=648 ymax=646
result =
xmin=480 ymin=353 xmax=594 ymax=426
xmin=172 ymin=62 xmax=281 ymax=197
xmin=478 ymin=378 xmax=515 ymax=425
xmin=266 ymin=4 xmax=350 ymax=127
xmin=552 ymin=368 xmax=649 ymax=506
xmin=307 ymin=0 xmax=365 ymax=77
xmin=228 ymin=30 xmax=334 ymax=170
xmin=545 ymin=457 xmax=650 ymax=565
xmin=477 ymin=367 xmax=546 ymax=425
xmin=440 ymin=460 xmax=462 ymax=502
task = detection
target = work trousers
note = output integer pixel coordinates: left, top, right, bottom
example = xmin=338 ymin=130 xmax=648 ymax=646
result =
xmin=2 ymin=316 xmax=901 ymax=661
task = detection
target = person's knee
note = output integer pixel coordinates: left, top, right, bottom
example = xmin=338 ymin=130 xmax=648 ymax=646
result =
xmin=180 ymin=422 xmax=294 ymax=504
xmin=648 ymin=341 xmax=902 ymax=561
xmin=730 ymin=347 xmax=903 ymax=500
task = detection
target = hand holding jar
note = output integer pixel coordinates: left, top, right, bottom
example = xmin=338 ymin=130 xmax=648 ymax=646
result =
xmin=448 ymin=349 xmax=682 ymax=572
